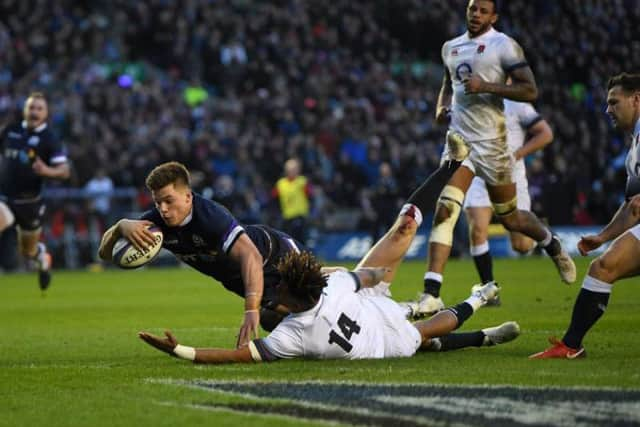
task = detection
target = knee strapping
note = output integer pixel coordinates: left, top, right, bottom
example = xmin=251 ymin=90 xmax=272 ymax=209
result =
xmin=429 ymin=185 xmax=465 ymax=246
xmin=492 ymin=197 xmax=518 ymax=217
xmin=0 ymin=202 xmax=15 ymax=232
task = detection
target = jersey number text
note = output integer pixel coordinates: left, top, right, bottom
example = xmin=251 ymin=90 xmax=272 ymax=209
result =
xmin=328 ymin=313 xmax=361 ymax=352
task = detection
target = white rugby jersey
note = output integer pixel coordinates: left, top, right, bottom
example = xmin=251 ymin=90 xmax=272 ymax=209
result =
xmin=505 ymin=100 xmax=541 ymax=154
xmin=443 ymin=27 xmax=528 ymax=142
xmin=505 ymin=99 xmax=542 ymax=179
xmin=251 ymin=271 xmax=416 ymax=360
xmin=625 ymin=118 xmax=640 ymax=179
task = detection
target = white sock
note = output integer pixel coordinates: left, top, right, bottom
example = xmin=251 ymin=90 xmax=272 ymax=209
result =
xmin=424 ymin=271 xmax=443 ymax=283
xmin=464 ymin=294 xmax=484 ymax=312
xmin=582 ymin=275 xmax=613 ymax=294
xmin=470 ymin=241 xmax=490 ymax=256
xmin=538 ymin=229 xmax=553 ymax=247
xmin=374 ymin=281 xmax=392 ymax=297
xmin=399 ymin=203 xmax=423 ymax=227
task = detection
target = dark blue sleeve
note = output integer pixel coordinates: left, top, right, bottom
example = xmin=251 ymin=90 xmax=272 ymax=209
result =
xmin=44 ymin=131 xmax=68 ymax=166
xmin=196 ymin=197 xmax=245 ymax=254
xmin=0 ymin=126 xmax=7 ymax=149
xmin=139 ymin=209 xmax=163 ymax=226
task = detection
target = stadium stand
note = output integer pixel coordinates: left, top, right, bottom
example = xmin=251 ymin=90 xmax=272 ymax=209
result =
xmin=1 ymin=0 xmax=639 ymax=268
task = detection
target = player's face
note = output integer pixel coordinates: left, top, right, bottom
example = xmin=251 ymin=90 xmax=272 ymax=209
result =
xmin=151 ymin=183 xmax=193 ymax=227
xmin=466 ymin=0 xmax=497 ymax=37
xmin=23 ymin=97 xmax=48 ymax=129
xmin=606 ymin=86 xmax=640 ymax=132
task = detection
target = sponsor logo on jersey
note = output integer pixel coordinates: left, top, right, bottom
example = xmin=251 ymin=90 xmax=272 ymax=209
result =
xmin=163 ymin=235 xmax=179 ymax=245
xmin=192 ymin=234 xmax=205 ymax=247
xmin=8 ymin=132 xmax=22 ymax=139
xmin=28 ymin=136 xmax=40 ymax=146
xmin=455 ymin=63 xmax=473 ymax=82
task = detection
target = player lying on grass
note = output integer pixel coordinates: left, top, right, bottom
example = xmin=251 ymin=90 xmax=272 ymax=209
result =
xmin=140 ymin=201 xmax=520 ymax=363
xmin=530 ymin=73 xmax=640 ymax=359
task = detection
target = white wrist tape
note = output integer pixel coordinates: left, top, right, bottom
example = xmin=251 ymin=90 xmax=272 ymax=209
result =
xmin=173 ymin=344 xmax=196 ymax=361
xmin=248 ymin=341 xmax=262 ymax=362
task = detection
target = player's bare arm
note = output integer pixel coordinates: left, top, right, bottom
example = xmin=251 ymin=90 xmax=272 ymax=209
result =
xmin=98 ymin=219 xmax=156 ymax=259
xmin=138 ymin=331 xmax=255 ymax=364
xmin=228 ymin=234 xmax=264 ymax=348
xmin=353 ymin=267 xmax=390 ymax=288
xmin=514 ymin=120 xmax=553 ymax=160
xmin=98 ymin=223 xmax=121 ymax=261
xmin=32 ymin=158 xmax=70 ymax=179
xmin=578 ymin=198 xmax=640 ymax=255
xmin=321 ymin=266 xmax=349 ymax=274
xmin=465 ymin=66 xmax=538 ymax=102
xmin=629 ymin=194 xmax=640 ymax=217
xmin=436 ymin=69 xmax=453 ymax=124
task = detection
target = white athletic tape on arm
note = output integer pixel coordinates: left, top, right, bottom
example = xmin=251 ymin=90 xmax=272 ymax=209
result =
xmin=173 ymin=344 xmax=196 ymax=361
xmin=248 ymin=341 xmax=262 ymax=362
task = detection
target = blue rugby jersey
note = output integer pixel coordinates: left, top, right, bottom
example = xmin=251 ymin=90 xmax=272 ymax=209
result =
xmin=141 ymin=193 xmax=302 ymax=303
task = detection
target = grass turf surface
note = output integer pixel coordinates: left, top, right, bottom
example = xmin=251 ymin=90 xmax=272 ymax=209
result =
xmin=1 ymin=256 xmax=639 ymax=426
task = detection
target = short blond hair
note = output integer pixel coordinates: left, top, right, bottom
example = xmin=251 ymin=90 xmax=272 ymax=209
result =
xmin=27 ymin=92 xmax=48 ymax=103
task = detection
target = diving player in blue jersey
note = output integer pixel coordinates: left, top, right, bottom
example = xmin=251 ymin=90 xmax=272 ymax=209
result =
xmin=98 ymin=162 xmax=303 ymax=348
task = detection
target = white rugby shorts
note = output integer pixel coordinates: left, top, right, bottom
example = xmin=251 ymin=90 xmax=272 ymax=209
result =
xmin=363 ymin=296 xmax=422 ymax=358
xmin=442 ymin=136 xmax=514 ymax=186
xmin=464 ymin=163 xmax=531 ymax=210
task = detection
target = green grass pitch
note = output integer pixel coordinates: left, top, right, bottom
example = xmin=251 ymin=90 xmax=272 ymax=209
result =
xmin=1 ymin=256 xmax=639 ymax=426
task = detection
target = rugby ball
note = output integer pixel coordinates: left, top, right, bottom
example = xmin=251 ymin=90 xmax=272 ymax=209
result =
xmin=112 ymin=226 xmax=163 ymax=269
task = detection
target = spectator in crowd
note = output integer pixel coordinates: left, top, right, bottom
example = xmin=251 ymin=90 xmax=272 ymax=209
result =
xmin=0 ymin=0 xmax=637 ymax=239
xmin=84 ymin=168 xmax=114 ymax=224
xmin=273 ymin=158 xmax=313 ymax=243
xmin=363 ymin=162 xmax=401 ymax=242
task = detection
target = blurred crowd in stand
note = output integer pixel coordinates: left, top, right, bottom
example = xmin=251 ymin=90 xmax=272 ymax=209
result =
xmin=1 ymin=0 xmax=639 ymax=267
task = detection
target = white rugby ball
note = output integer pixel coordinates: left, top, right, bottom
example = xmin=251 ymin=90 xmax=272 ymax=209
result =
xmin=112 ymin=226 xmax=163 ymax=269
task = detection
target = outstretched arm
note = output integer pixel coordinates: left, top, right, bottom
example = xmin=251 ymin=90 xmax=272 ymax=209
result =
xmin=228 ymin=234 xmax=264 ymax=349
xmin=138 ymin=331 xmax=255 ymax=364
xmin=578 ymin=196 xmax=640 ymax=255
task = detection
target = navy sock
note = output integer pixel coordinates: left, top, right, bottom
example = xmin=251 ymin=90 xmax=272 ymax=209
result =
xmin=424 ymin=278 xmax=442 ymax=298
xmin=472 ymin=252 xmax=494 ymax=284
xmin=446 ymin=302 xmax=474 ymax=329
xmin=437 ymin=331 xmax=485 ymax=351
xmin=407 ymin=160 xmax=461 ymax=215
xmin=562 ymin=288 xmax=610 ymax=349
xmin=543 ymin=235 xmax=561 ymax=257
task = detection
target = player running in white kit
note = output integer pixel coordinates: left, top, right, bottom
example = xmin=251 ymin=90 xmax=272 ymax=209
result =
xmin=464 ymin=99 xmax=553 ymax=301
xmin=414 ymin=0 xmax=576 ymax=317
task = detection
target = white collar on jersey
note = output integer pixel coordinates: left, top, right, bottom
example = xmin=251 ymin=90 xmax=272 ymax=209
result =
xmin=466 ymin=26 xmax=496 ymax=41
xmin=21 ymin=120 xmax=48 ymax=133
xmin=633 ymin=117 xmax=640 ymax=140
xmin=179 ymin=208 xmax=193 ymax=226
